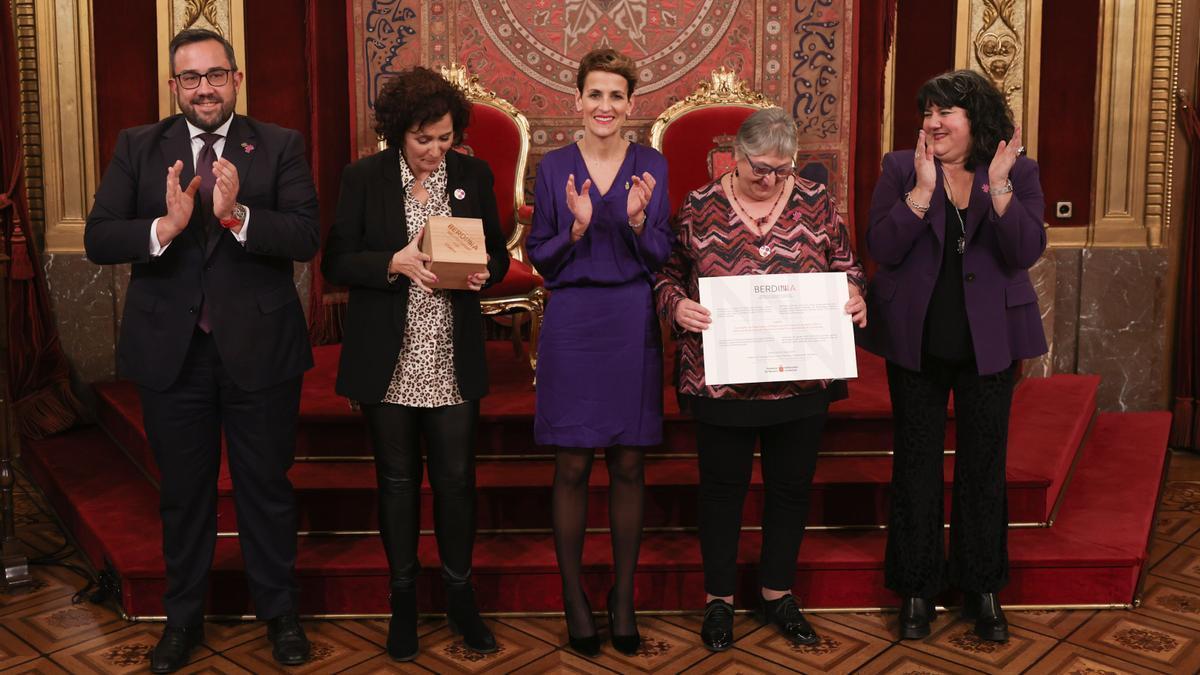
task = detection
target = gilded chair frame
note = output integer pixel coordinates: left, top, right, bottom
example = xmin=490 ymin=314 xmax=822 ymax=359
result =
xmin=441 ymin=64 xmax=545 ymax=372
xmin=648 ymin=68 xmax=775 ymax=152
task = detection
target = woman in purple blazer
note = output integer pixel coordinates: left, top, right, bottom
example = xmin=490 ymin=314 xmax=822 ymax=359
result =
xmin=861 ymin=69 xmax=1047 ymax=643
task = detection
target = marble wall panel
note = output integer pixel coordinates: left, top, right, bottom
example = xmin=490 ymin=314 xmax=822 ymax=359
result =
xmin=1050 ymin=248 xmax=1082 ymax=375
xmin=1026 ymin=255 xmax=1056 ymax=377
xmin=1077 ymin=248 xmax=1171 ymax=411
xmin=43 ymin=254 xmax=118 ymax=385
xmin=48 ymin=258 xmax=313 ymax=388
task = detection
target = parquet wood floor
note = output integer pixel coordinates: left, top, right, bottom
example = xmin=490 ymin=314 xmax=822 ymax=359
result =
xmin=5 ymin=453 xmax=1200 ymax=674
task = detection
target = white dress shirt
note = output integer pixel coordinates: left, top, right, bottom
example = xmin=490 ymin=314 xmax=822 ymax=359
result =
xmin=150 ymin=116 xmax=251 ymax=255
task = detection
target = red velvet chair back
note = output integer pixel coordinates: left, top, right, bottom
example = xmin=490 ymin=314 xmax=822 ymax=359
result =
xmin=650 ymin=69 xmax=773 ymax=216
xmin=439 ymin=64 xmax=531 ymax=255
xmin=657 ymin=107 xmax=761 ymax=215
xmin=459 ymin=103 xmax=525 ymax=241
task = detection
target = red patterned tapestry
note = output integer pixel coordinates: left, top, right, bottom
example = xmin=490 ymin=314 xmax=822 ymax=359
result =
xmin=350 ymin=0 xmax=856 ymax=209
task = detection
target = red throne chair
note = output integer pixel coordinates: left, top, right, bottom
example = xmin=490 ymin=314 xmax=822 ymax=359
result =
xmin=439 ymin=64 xmax=545 ymax=373
xmin=649 ymin=68 xmax=774 ymax=215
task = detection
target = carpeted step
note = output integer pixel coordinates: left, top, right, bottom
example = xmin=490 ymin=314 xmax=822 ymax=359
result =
xmin=92 ymin=344 xmax=918 ymax=469
xmin=96 ymin=369 xmax=1098 ymax=531
xmin=22 ymin=410 xmax=1162 ymax=617
xmin=226 ymin=372 xmax=1095 ymax=531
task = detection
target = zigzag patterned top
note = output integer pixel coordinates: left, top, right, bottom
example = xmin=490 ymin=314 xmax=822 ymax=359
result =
xmin=654 ymin=176 xmax=866 ymax=400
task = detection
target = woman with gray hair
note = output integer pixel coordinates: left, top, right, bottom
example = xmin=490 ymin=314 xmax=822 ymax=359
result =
xmin=655 ymin=107 xmax=866 ymax=650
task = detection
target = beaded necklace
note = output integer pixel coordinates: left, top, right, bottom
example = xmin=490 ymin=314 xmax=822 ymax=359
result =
xmin=729 ymin=177 xmax=789 ymax=257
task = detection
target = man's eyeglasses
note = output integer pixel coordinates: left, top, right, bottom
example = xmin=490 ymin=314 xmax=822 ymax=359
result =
xmin=174 ymin=68 xmax=235 ymax=89
xmin=746 ymin=158 xmax=795 ymax=179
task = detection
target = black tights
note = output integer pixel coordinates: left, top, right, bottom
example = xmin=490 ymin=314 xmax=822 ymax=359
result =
xmin=552 ymin=446 xmax=644 ymax=637
xmin=363 ymin=400 xmax=479 ymax=590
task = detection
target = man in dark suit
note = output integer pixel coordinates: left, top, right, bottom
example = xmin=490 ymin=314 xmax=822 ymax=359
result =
xmin=84 ymin=28 xmax=317 ymax=673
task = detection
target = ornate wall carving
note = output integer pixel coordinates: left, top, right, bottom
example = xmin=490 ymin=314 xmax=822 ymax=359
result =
xmin=155 ymin=0 xmax=247 ymax=119
xmin=956 ymin=0 xmax=1040 ymax=161
xmin=351 ymin=0 xmax=856 ymax=210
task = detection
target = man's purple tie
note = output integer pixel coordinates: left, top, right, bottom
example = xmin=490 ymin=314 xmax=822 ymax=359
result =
xmin=195 ymin=133 xmax=220 ymax=333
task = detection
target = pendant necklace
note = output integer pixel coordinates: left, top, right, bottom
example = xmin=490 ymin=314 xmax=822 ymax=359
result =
xmin=730 ymin=179 xmax=788 ymax=257
xmin=943 ymin=177 xmax=967 ymax=255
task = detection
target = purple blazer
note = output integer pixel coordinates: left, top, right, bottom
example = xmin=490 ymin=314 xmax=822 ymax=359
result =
xmin=858 ymin=150 xmax=1048 ymax=376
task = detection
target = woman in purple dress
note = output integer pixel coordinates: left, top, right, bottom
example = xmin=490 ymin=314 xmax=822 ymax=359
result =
xmin=526 ymin=48 xmax=672 ymax=657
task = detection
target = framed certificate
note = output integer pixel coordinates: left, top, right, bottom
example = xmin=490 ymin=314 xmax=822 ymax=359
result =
xmin=697 ymin=272 xmax=858 ymax=385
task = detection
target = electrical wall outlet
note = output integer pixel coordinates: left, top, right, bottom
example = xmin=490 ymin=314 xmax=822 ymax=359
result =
xmin=1055 ymin=201 xmax=1073 ymax=219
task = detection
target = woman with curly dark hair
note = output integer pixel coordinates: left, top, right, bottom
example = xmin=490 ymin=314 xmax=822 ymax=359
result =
xmin=860 ymin=68 xmax=1046 ymax=643
xmin=322 ymin=66 xmax=509 ymax=661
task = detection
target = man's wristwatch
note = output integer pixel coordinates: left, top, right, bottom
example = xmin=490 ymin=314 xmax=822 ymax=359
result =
xmin=219 ymin=203 xmax=247 ymax=229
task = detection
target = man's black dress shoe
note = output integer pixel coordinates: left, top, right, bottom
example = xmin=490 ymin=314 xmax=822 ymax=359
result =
xmin=700 ymin=598 xmax=735 ymax=651
xmin=446 ymin=582 xmax=498 ymax=654
xmin=387 ymin=586 xmax=418 ymax=661
xmin=961 ymin=592 xmax=1009 ymax=642
xmin=759 ymin=594 xmax=819 ymax=645
xmin=267 ymin=612 xmax=311 ymax=666
xmin=606 ymin=587 xmax=641 ymax=656
xmin=898 ymin=597 xmax=936 ymax=639
xmin=150 ymin=624 xmax=204 ymax=673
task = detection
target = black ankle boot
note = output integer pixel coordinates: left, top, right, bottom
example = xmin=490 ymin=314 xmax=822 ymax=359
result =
xmin=387 ymin=584 xmax=418 ymax=661
xmin=446 ymin=581 xmax=498 ymax=654
xmin=962 ymin=592 xmax=1008 ymax=642
xmin=898 ymin=597 xmax=936 ymax=640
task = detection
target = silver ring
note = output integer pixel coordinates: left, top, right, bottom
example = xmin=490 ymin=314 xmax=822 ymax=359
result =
xmin=1016 ymin=145 xmax=1025 ymax=155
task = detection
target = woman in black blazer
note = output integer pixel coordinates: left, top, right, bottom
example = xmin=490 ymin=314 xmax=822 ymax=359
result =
xmin=322 ymin=67 xmax=509 ymax=662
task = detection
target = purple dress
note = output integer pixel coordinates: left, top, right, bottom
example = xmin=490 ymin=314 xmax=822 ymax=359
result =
xmin=527 ymin=143 xmax=672 ymax=447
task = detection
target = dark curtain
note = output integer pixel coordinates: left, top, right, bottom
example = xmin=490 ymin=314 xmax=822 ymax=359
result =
xmin=0 ymin=1 xmax=82 ymax=438
xmin=1172 ymin=90 xmax=1200 ymax=451
xmin=852 ymin=0 xmax=896 ymax=277
xmin=304 ymin=0 xmax=351 ymax=345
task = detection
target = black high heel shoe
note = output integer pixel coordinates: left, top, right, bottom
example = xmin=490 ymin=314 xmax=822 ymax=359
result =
xmin=565 ymin=593 xmax=601 ymax=657
xmin=607 ymin=587 xmax=641 ymax=656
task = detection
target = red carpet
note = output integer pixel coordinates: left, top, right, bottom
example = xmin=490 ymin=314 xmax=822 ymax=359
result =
xmin=23 ymin=343 xmax=1169 ymax=617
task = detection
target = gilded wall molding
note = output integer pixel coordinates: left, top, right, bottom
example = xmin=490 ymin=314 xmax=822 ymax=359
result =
xmin=1085 ymin=0 xmax=1181 ymax=248
xmin=880 ymin=8 xmax=896 ymax=154
xmin=13 ymin=0 xmax=42 ymax=242
xmin=156 ymin=0 xmax=247 ymax=119
xmin=955 ymin=0 xmax=1041 ymax=160
xmin=32 ymin=0 xmax=99 ymax=254
xmin=1142 ymin=0 xmax=1182 ymax=248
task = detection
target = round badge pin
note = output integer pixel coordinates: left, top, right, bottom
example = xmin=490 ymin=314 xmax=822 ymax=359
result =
xmin=454 ymin=188 xmax=466 ymax=200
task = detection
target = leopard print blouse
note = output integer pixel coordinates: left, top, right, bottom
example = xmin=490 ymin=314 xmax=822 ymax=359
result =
xmin=382 ymin=157 xmax=464 ymax=407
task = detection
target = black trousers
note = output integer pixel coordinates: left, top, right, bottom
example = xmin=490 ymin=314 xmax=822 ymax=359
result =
xmin=884 ymin=357 xmax=1016 ymax=599
xmin=696 ymin=414 xmax=827 ymax=598
xmin=139 ymin=330 xmax=302 ymax=627
xmin=361 ymin=400 xmax=479 ymax=588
